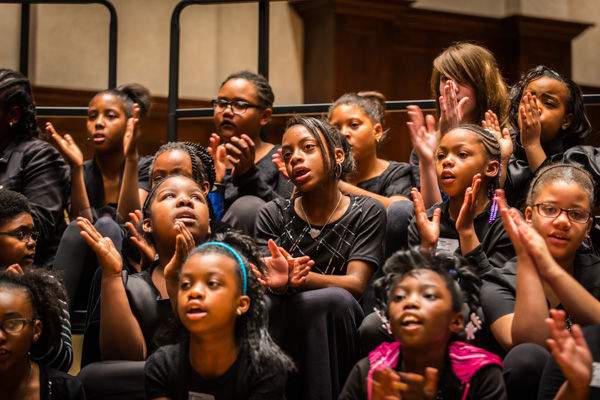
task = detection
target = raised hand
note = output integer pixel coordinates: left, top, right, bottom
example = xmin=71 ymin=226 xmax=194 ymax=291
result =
xmin=164 ymin=221 xmax=195 ymax=283
xmin=518 ymin=92 xmax=541 ymax=146
xmin=207 ymin=133 xmax=226 ymax=183
xmin=272 ymin=148 xmax=289 ymax=179
xmin=546 ymin=309 xmax=592 ymax=395
xmin=47 ymin=122 xmax=84 ymax=167
xmin=483 ymin=110 xmax=513 ymax=163
xmin=397 ymin=368 xmax=439 ymax=400
xmin=407 ymin=105 xmax=437 ymax=164
xmin=258 ymin=239 xmax=292 ymax=289
xmin=226 ymin=133 xmax=256 ymax=177
xmin=455 ymin=174 xmax=481 ymax=234
xmin=123 ymin=104 xmax=141 ymax=157
xmin=126 ymin=210 xmax=156 ymax=269
xmin=371 ymin=368 xmax=402 ymax=400
xmin=77 ymin=217 xmax=122 ymax=277
xmin=412 ymin=188 xmax=441 ymax=251
xmin=439 ymin=80 xmax=469 ymax=135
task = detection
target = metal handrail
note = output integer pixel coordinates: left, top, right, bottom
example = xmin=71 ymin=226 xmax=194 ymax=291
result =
xmin=2 ymin=0 xmax=118 ymax=88
xmin=168 ymin=0 xmax=273 ymax=142
xmin=35 ymin=95 xmax=600 ymax=118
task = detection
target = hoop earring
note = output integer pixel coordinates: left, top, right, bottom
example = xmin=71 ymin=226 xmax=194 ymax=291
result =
xmin=335 ymin=162 xmax=342 ymax=179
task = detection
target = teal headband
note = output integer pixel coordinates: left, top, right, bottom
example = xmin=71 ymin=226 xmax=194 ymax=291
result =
xmin=197 ymin=242 xmax=247 ymax=295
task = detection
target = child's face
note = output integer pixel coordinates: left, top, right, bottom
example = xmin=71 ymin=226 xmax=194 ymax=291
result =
xmin=435 ymin=128 xmax=497 ymax=198
xmin=0 ymin=288 xmax=42 ymax=373
xmin=151 ymin=150 xmax=210 ymax=195
xmin=526 ymin=181 xmax=592 ymax=265
xmin=521 ymin=77 xmax=573 ymax=143
xmin=178 ymin=252 xmax=249 ymax=335
xmin=439 ymin=75 xmax=477 ymax=124
xmin=329 ymin=104 xmax=381 ymax=163
xmin=87 ymin=93 xmax=128 ymax=153
xmin=144 ymin=176 xmax=210 ymax=246
xmin=0 ymin=213 xmax=36 ymax=268
xmin=281 ymin=125 xmax=343 ymax=192
xmin=388 ymin=270 xmax=463 ymax=350
xmin=213 ymin=78 xmax=270 ymax=142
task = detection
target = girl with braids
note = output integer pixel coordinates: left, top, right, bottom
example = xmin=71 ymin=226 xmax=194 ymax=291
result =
xmin=77 ymin=175 xmax=210 ymax=398
xmin=339 ymin=248 xmax=506 ymax=400
xmin=481 ymin=164 xmax=600 ymax=399
xmin=145 ymin=231 xmax=294 ymax=400
xmin=0 ymin=69 xmax=69 ymax=267
xmin=504 ymin=66 xmax=595 ymax=208
xmin=386 ymin=43 xmax=512 ymax=253
xmin=48 ymin=83 xmax=153 ymax=306
xmin=255 ymin=116 xmax=386 ymax=400
xmin=209 ymin=71 xmax=293 ymax=235
xmin=0 ymin=268 xmax=85 ymax=399
xmin=328 ymin=91 xmax=414 ymax=208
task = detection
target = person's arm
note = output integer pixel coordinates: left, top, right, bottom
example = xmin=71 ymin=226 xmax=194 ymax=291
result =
xmin=47 ymin=123 xmax=91 ymax=219
xmin=78 ymin=217 xmax=146 ymax=360
xmin=117 ymin=105 xmax=144 ymax=219
xmin=338 ymin=180 xmax=408 ymax=208
xmin=300 ymin=260 xmax=375 ymax=299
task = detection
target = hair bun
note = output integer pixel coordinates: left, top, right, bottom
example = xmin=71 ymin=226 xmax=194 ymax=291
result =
xmin=116 ymin=83 xmax=152 ymax=117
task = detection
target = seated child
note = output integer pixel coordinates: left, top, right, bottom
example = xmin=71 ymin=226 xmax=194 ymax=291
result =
xmin=339 ymin=248 xmax=506 ymax=400
xmin=0 ymin=189 xmax=73 ymax=372
xmin=0 ymin=268 xmax=85 ymax=399
xmin=145 ymin=231 xmax=294 ymax=400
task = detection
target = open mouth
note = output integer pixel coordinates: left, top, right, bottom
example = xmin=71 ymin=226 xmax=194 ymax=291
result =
xmin=293 ymin=167 xmax=310 ymax=180
xmin=400 ymin=315 xmax=422 ymax=327
xmin=440 ymin=170 xmax=455 ymax=184
xmin=175 ymin=210 xmax=197 ymax=224
xmin=549 ymin=233 xmax=569 ymax=243
xmin=186 ymin=303 xmax=207 ymax=320
xmin=93 ymin=133 xmax=105 ymax=143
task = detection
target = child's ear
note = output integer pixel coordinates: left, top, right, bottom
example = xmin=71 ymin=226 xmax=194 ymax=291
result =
xmin=236 ymin=295 xmax=250 ymax=316
xmin=259 ymin=108 xmax=272 ymax=128
xmin=8 ymin=105 xmax=21 ymax=126
xmin=449 ymin=312 xmax=464 ymax=334
xmin=485 ymin=160 xmax=500 ymax=180
xmin=373 ymin=123 xmax=383 ymax=142
xmin=334 ymin=148 xmax=345 ymax=165
xmin=201 ymin=182 xmax=210 ymax=195
xmin=524 ymin=206 xmax=533 ymax=224
xmin=32 ymin=319 xmax=43 ymax=343
xmin=562 ymin=113 xmax=573 ymax=130
xmin=142 ymin=218 xmax=153 ymax=233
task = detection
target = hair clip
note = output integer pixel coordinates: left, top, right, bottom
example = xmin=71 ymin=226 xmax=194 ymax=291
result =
xmin=374 ymin=307 xmax=392 ymax=335
xmin=465 ymin=313 xmax=482 ymax=341
xmin=448 ymin=269 xmax=458 ymax=279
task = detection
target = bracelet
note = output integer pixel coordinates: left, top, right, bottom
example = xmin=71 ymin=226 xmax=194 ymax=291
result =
xmin=267 ymin=285 xmax=288 ymax=295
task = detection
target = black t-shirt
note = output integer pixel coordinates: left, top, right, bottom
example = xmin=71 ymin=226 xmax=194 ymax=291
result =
xmin=39 ymin=363 xmax=86 ymax=400
xmin=481 ymin=251 xmax=600 ymax=326
xmin=407 ymin=200 xmax=515 ymax=275
xmin=255 ymin=195 xmax=386 ymax=275
xmin=356 ymin=160 xmax=415 ymax=198
xmin=224 ymin=144 xmax=294 ymax=209
xmin=538 ymin=324 xmax=600 ymax=399
xmin=339 ymin=351 xmax=506 ymax=400
xmin=145 ymin=341 xmax=286 ymax=400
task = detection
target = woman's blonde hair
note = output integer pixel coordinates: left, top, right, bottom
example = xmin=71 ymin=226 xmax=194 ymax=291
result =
xmin=430 ymin=42 xmax=510 ymax=129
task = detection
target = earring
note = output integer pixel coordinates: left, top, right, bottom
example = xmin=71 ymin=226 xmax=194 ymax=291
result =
xmin=236 ymin=308 xmax=242 ymax=316
xmin=148 ymin=228 xmax=153 ymax=232
xmin=9 ymin=122 xmax=13 ymax=128
xmin=335 ymin=162 xmax=342 ymax=179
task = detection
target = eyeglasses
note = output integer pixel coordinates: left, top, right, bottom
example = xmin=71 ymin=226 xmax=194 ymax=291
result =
xmin=0 ymin=318 xmax=35 ymax=335
xmin=534 ymin=203 xmax=592 ymax=224
xmin=0 ymin=230 xmax=39 ymax=242
xmin=211 ymin=99 xmax=261 ymax=115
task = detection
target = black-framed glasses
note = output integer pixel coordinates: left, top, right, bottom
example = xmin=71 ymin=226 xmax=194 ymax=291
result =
xmin=211 ymin=99 xmax=261 ymax=115
xmin=534 ymin=203 xmax=592 ymax=224
xmin=0 ymin=318 xmax=35 ymax=334
xmin=0 ymin=230 xmax=39 ymax=242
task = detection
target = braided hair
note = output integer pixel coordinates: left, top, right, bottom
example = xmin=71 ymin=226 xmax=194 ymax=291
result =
xmin=374 ymin=247 xmax=481 ymax=325
xmin=0 ymin=69 xmax=41 ymax=138
xmin=0 ymin=267 xmax=68 ymax=356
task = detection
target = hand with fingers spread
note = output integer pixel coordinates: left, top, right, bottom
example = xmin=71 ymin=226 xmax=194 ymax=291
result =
xmin=483 ymin=110 xmax=513 ymax=163
xmin=208 ymin=133 xmax=227 ymax=183
xmin=164 ymin=221 xmax=196 ymax=284
xmin=397 ymin=368 xmax=439 ymax=400
xmin=412 ymin=188 xmax=441 ymax=251
xmin=126 ymin=210 xmax=156 ymax=269
xmin=371 ymin=368 xmax=402 ymax=400
xmin=272 ymin=148 xmax=289 ymax=179
xmin=226 ymin=134 xmax=256 ymax=178
xmin=257 ymin=239 xmax=293 ymax=290
xmin=77 ymin=216 xmax=123 ymax=277
xmin=123 ymin=104 xmax=141 ymax=158
xmin=47 ymin=122 xmax=84 ymax=167
xmin=439 ymin=80 xmax=469 ymax=135
xmin=407 ymin=105 xmax=438 ymax=164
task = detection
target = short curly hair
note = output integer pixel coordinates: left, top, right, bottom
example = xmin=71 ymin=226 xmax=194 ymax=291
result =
xmin=0 ymin=190 xmax=31 ymax=226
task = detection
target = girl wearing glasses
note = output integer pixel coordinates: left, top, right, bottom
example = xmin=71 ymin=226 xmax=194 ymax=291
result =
xmin=0 ymin=268 xmax=85 ymax=399
xmin=481 ymin=164 xmax=600 ymax=399
xmin=209 ymin=71 xmax=293 ymax=235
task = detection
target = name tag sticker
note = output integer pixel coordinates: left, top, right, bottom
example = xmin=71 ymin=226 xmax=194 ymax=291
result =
xmin=188 ymin=392 xmax=215 ymax=400
xmin=591 ymin=362 xmax=600 ymax=387
xmin=437 ymin=238 xmax=459 ymax=254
